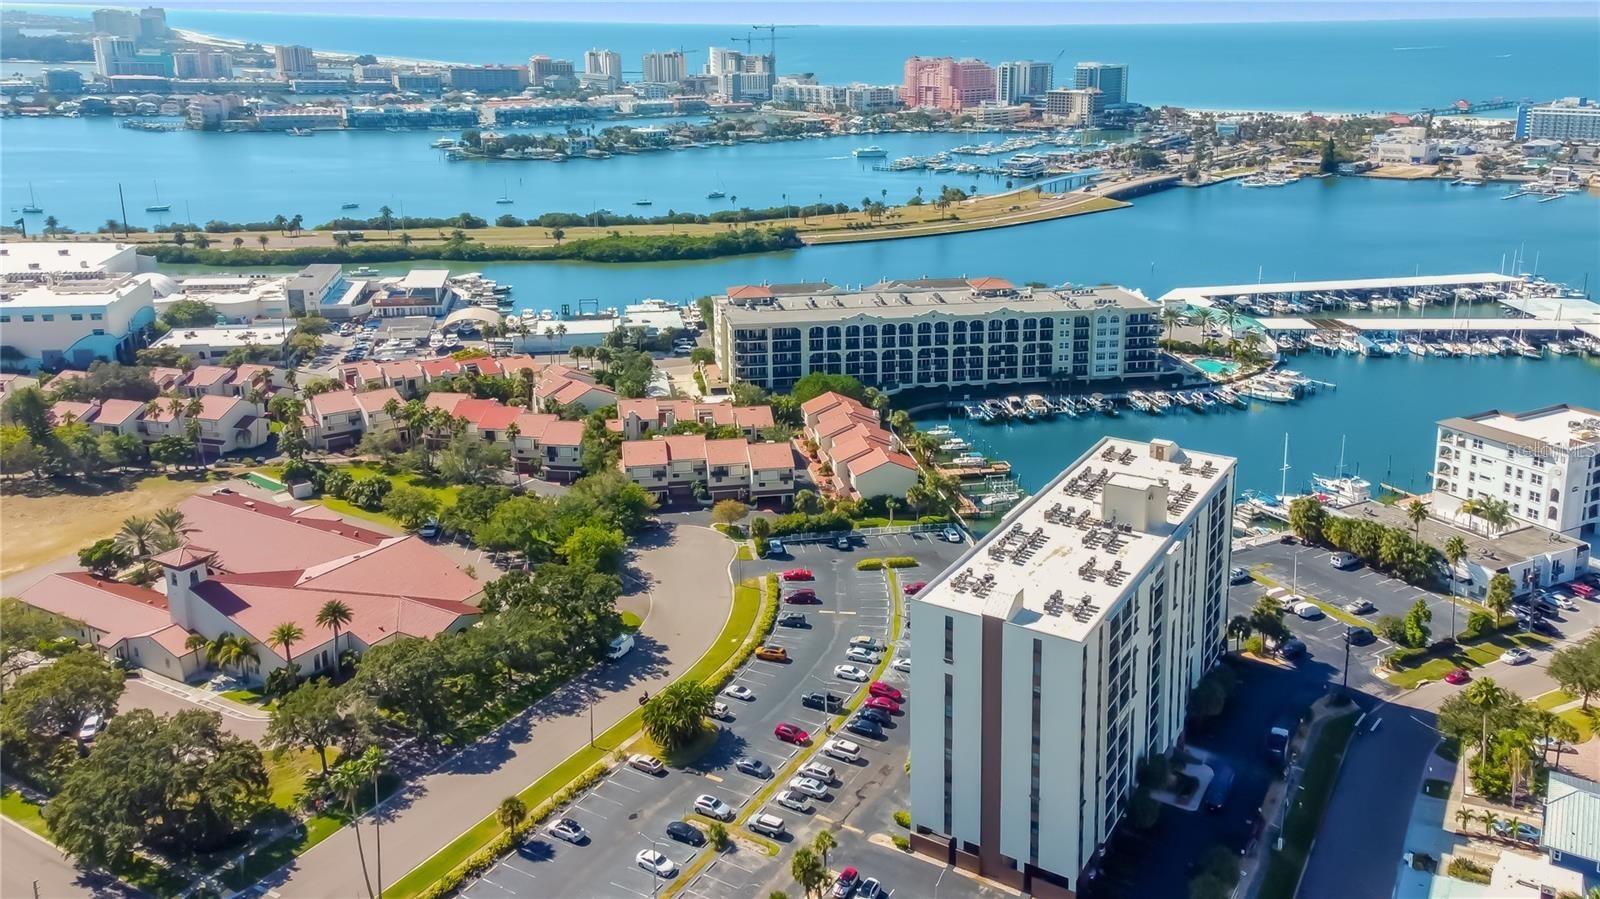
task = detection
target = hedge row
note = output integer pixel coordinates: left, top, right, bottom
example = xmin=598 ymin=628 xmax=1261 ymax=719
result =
xmin=418 ymin=760 xmax=610 ymax=899
xmin=855 ymin=556 xmax=921 ymax=571
xmin=1382 ymin=615 xmax=1518 ymax=670
xmin=704 ymin=576 xmax=780 ymax=692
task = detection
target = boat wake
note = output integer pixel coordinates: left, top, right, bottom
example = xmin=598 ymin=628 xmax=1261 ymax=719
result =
xmin=1392 ymin=45 xmax=1445 ymax=51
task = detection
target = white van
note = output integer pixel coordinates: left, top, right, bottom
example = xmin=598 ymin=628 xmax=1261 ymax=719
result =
xmin=607 ymin=633 xmax=635 ymax=660
xmin=1290 ymin=601 xmax=1324 ymax=620
xmin=749 ymin=813 xmax=786 ymax=837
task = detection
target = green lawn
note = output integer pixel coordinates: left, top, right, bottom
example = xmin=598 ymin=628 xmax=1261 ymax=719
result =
xmin=0 ymin=786 xmax=49 ymax=839
xmin=385 ymin=577 xmax=768 ymax=899
xmin=1558 ymin=707 xmax=1597 ymax=743
xmin=1385 ymin=633 xmax=1553 ymax=689
xmin=1258 ymin=711 xmax=1361 ymax=899
xmin=620 ymin=611 xmax=643 ymax=630
xmin=1535 ymin=690 xmax=1576 ymax=711
xmin=258 ymin=462 xmax=464 ymax=532
xmin=265 ymin=747 xmax=333 ymax=810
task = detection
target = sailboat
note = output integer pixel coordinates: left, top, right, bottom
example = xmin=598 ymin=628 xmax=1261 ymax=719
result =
xmin=495 ymin=178 xmax=514 ymax=205
xmin=21 ymin=183 xmax=43 ymax=214
xmin=707 ymin=173 xmax=727 ymax=200
xmin=144 ymin=181 xmax=171 ymax=213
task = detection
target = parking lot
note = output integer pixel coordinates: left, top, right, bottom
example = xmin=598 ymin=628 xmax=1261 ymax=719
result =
xmin=460 ymin=532 xmax=968 ymax=899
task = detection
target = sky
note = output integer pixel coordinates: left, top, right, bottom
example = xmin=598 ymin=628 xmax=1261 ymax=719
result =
xmin=22 ymin=0 xmax=1600 ymax=25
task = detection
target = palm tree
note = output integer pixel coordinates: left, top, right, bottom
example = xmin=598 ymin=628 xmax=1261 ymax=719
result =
xmin=1546 ymin=716 xmax=1580 ymax=771
xmin=555 ymin=323 xmax=568 ymax=360
xmin=152 ymin=506 xmax=187 ymax=547
xmin=1227 ymin=614 xmax=1253 ymax=651
xmin=206 ymin=633 xmax=258 ymax=675
xmin=1406 ymin=499 xmax=1428 ymax=536
xmin=1479 ymin=498 xmax=1513 ymax=535
xmin=1481 ymin=812 xmax=1501 ymax=836
xmin=257 ymin=234 xmax=270 ymax=249
xmin=496 ymin=795 xmax=528 ymax=832
xmin=268 ymin=622 xmax=304 ymax=683
xmin=543 ymin=326 xmax=557 ymax=362
xmin=329 ymin=747 xmax=383 ymax=899
xmin=811 ymin=829 xmax=836 ymax=870
xmin=316 ymin=600 xmax=355 ymax=677
xmin=398 ymin=232 xmax=413 ymax=248
xmin=115 ymin=515 xmax=160 ymax=560
xmin=185 ymin=632 xmax=208 ymax=658
xmin=43 ymin=215 xmax=60 ymax=236
xmin=885 ymin=497 xmax=900 ymax=526
xmin=232 ymin=236 xmax=245 ymax=251
xmin=1159 ymin=306 xmax=1181 ymax=352
xmin=1443 ymin=535 xmax=1468 ymax=583
xmin=1453 ymin=807 xmax=1477 ymax=833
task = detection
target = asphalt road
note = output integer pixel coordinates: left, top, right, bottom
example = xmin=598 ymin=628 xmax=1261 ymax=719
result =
xmin=0 ymin=818 xmax=138 ymax=899
xmin=459 ymin=531 xmax=969 ymax=899
xmin=261 ymin=522 xmax=733 ymax=898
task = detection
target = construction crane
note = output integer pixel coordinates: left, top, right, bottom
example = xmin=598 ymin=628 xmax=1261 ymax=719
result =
xmin=737 ymin=23 xmax=810 ymax=72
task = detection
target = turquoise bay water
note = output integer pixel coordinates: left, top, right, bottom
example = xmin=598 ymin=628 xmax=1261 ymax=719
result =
xmin=79 ymin=11 xmax=1600 ymax=113
xmin=912 ymin=353 xmax=1600 ymax=500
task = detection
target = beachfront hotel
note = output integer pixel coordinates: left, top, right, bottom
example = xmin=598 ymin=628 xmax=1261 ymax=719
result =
xmin=908 ymin=437 xmax=1236 ymax=896
xmin=709 ymin=277 xmax=1162 ymax=394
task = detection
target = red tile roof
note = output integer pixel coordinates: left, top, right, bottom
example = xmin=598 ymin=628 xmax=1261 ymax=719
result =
xmin=512 ymin=411 xmax=560 ymax=440
xmin=747 ymin=441 xmax=798 ymax=471
xmin=966 ymin=276 xmax=1013 ymax=291
xmin=541 ymin=420 xmax=585 ymax=447
xmin=93 ymin=398 xmax=144 ymax=426
xmin=310 ymin=389 xmax=362 ymax=417
xmin=424 ymin=392 xmax=469 ymax=415
xmin=16 ymin=573 xmax=173 ymax=650
xmin=196 ymin=576 xmax=474 ymax=650
xmin=732 ymin=406 xmax=775 ymax=430
xmin=48 ymin=400 xmax=94 ymax=425
xmin=193 ymin=394 xmax=249 ymax=423
xmin=293 ymin=536 xmax=481 ymax=604
xmin=621 ymin=440 xmax=670 ymax=468
xmin=176 ymin=491 xmax=384 ymax=572
xmin=727 ymin=285 xmax=774 ymax=300
xmin=354 ymin=388 xmax=402 ymax=414
xmin=187 ymin=364 xmax=231 ymax=387
xmin=705 ymin=438 xmax=751 ymax=466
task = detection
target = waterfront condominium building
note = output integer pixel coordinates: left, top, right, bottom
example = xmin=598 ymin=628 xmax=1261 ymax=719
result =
xmin=1074 ymin=61 xmax=1128 ymax=106
xmin=995 ymin=60 xmax=1054 ymax=105
xmin=446 ymin=64 xmax=530 ymax=93
xmin=1433 ymin=404 xmax=1600 ymax=541
xmin=711 ymin=277 xmax=1162 ymax=394
xmin=909 ymin=436 xmax=1235 ymax=897
xmin=901 ymin=56 xmax=997 ymax=111
xmin=0 ymin=275 xmax=158 ymax=371
xmin=1523 ymin=98 xmax=1600 ymax=143
xmin=1044 ymin=87 xmax=1103 ymax=126
xmin=172 ymin=50 xmax=233 ymax=80
xmin=528 ymin=55 xmax=577 ymax=83
xmin=583 ymin=48 xmax=623 ymax=89
xmin=92 ymin=35 xmax=171 ymax=77
xmin=273 ymin=44 xmax=318 ymax=80
xmin=642 ymin=50 xmax=687 ymax=84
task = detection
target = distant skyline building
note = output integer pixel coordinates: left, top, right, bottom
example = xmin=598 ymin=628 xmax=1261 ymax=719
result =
xmin=642 ymin=50 xmax=687 ymax=84
xmin=1045 ymin=87 xmax=1102 ymax=126
xmin=995 ymin=60 xmax=1054 ymax=104
xmin=137 ymin=6 xmax=168 ymax=41
xmin=445 ymin=64 xmax=530 ymax=93
xmin=273 ymin=44 xmax=318 ymax=80
xmin=583 ymin=48 xmax=623 ymax=90
xmin=527 ymin=55 xmax=576 ymax=83
xmin=901 ymin=56 xmax=997 ymax=111
xmin=91 ymin=7 xmax=141 ymax=38
xmin=1524 ymin=97 xmax=1600 ymax=142
xmin=92 ymin=34 xmax=171 ymax=77
xmin=1074 ymin=61 xmax=1128 ymax=105
xmin=172 ymin=50 xmax=232 ymax=80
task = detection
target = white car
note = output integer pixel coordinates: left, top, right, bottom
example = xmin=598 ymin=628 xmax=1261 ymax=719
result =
xmin=723 ymin=684 xmax=756 ymax=701
xmin=1291 ymin=601 xmax=1324 ymax=620
xmin=775 ymin=789 xmax=812 ymax=813
xmin=823 ymin=738 xmax=861 ymax=762
xmin=846 ymin=647 xmax=880 ymax=665
xmin=628 ymin=754 xmax=666 ymax=775
xmin=1501 ymin=647 xmax=1534 ymax=665
xmin=711 ymin=701 xmax=733 ymax=720
xmin=637 ymin=849 xmax=677 ymax=877
xmin=834 ymin=664 xmax=869 ymax=682
xmin=694 ymin=794 xmax=734 ymax=821
xmin=800 ymin=761 xmax=837 ymax=783
xmin=891 ymin=657 xmax=910 ymax=673
xmin=942 ymin=527 xmax=963 ymax=543
xmin=548 ymin=817 xmax=587 ymax=844
xmin=1552 ymin=594 xmax=1579 ymax=612
xmin=788 ymin=775 xmax=828 ymax=798
xmin=76 ymin=713 xmax=105 ymax=742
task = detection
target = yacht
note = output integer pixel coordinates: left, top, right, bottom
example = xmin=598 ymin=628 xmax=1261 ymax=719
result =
xmin=939 ymin=438 xmax=972 ymax=453
xmin=951 ymin=453 xmax=988 ymax=467
xmin=1128 ymin=391 xmax=1161 ymax=414
xmin=852 ymin=145 xmax=888 ymax=158
xmin=1024 ymin=394 xmax=1052 ymax=416
xmin=634 ymin=199 xmax=653 ymax=206
xmin=1239 ymin=381 xmax=1295 ymax=402
xmin=926 ymin=425 xmax=955 ymax=437
xmin=706 ymin=190 xmax=726 ymax=199
xmin=1311 ymin=473 xmax=1373 ymax=507
xmin=341 ymin=202 xmax=360 ymax=210
xmin=287 ymin=128 xmax=313 ymax=137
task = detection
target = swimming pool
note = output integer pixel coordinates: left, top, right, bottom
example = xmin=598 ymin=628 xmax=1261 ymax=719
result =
xmin=1192 ymin=359 xmax=1240 ymax=376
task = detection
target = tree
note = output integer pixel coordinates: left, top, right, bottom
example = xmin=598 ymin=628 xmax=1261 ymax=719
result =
xmin=436 ymin=432 xmax=510 ymax=486
xmin=641 ymin=680 xmax=712 ymax=750
xmin=497 ymin=795 xmax=528 ymax=831
xmin=328 ymin=746 xmax=385 ymax=899
xmin=711 ymin=499 xmax=750 ymax=528
xmin=1226 ymin=614 xmax=1253 ymax=652
xmin=1319 ymin=137 xmax=1341 ymax=174
xmin=788 ymin=372 xmax=866 ymax=405
xmin=380 ymin=484 xmax=441 ymax=530
xmin=115 ymin=515 xmax=164 ymax=562
xmin=267 ymin=622 xmax=305 ymax=683
xmin=1249 ymin=596 xmax=1288 ymax=643
xmin=206 ymin=633 xmax=258 ymax=674
xmin=561 ymin=524 xmax=627 ymax=574
xmin=0 ymin=597 xmax=71 ymax=692
xmin=1454 ymin=806 xmax=1478 ymax=833
xmin=316 ymin=600 xmax=355 ymax=673
xmin=1406 ymin=499 xmax=1429 ymax=535
xmin=1287 ymin=496 xmax=1327 ymax=543
xmin=1549 ymin=636 xmax=1600 ymax=711
xmin=0 ymin=425 xmax=45 ymax=477
xmin=690 ymin=347 xmax=715 ymax=365
xmin=1402 ymin=597 xmax=1432 ymax=649
xmin=42 ymin=709 xmax=268 ymax=866
xmin=706 ymin=820 xmax=729 ymax=850
xmin=77 ymin=538 xmax=132 ymax=577
xmin=812 ymin=828 xmax=836 ymax=869
xmin=789 ymin=846 xmax=828 ymax=899
xmin=1443 ymin=535 xmax=1468 ymax=582
xmin=0 ymin=650 xmax=124 ymax=778
xmin=1485 ymin=572 xmax=1515 ymax=618
xmin=266 ymin=679 xmax=354 ymax=775
xmin=160 ymin=299 xmax=220 ymax=329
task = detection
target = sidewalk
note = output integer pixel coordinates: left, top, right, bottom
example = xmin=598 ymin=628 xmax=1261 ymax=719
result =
xmin=135 ymin=670 xmax=272 ymax=721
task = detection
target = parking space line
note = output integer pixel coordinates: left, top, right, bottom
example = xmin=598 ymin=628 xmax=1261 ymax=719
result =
xmin=607 ymin=881 xmax=654 ymax=898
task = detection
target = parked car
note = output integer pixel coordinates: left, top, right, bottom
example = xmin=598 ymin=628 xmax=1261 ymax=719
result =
xmin=800 ymin=760 xmax=837 ymax=783
xmin=942 ymin=527 xmax=963 ymax=543
xmin=775 ymin=789 xmax=812 ymax=813
xmin=749 ymin=812 xmax=787 ymax=838
xmin=1278 ymin=639 xmax=1307 ymax=660
xmin=665 ymin=820 xmax=705 ymax=846
xmin=803 ymin=691 xmax=845 ymax=712
xmin=835 ymin=665 xmax=869 ymax=682
xmin=1229 ymin=567 xmax=1252 ymax=585
xmin=868 ymin=681 xmax=903 ymax=702
xmin=864 ymin=695 xmax=901 ymax=714
xmin=711 ymin=701 xmax=732 ymax=720
xmin=1501 ymin=647 xmax=1534 ymax=665
xmin=1345 ymin=626 xmax=1374 ymax=646
xmin=1551 ymin=593 xmax=1579 ymax=612
xmin=858 ymin=706 xmax=892 ymax=726
xmin=1343 ymin=599 xmax=1376 ymax=615
xmin=417 ymin=519 xmax=441 ymax=539
xmin=1531 ymin=617 xmax=1560 ymax=637
xmin=756 ymin=644 xmax=790 ymax=662
xmin=723 ymin=684 xmax=755 ymax=701
xmin=783 ymin=568 xmax=814 ymax=581
xmin=1329 ymin=551 xmax=1360 ymax=570
xmin=891 ymin=657 xmax=910 ymax=673
xmin=548 ymin=817 xmax=588 ymax=844
xmin=1570 ymin=580 xmax=1595 ymax=598
xmin=857 ymin=877 xmax=886 ymax=899
xmin=694 ymin=794 xmax=734 ymax=821
xmin=784 ymin=589 xmax=820 ymax=604
xmin=774 ymin=722 xmax=811 ymax=744
xmin=903 ymin=581 xmax=927 ymax=595
xmin=846 ymin=647 xmax=879 ymax=665
xmin=1491 ymin=818 xmax=1542 ymax=842
xmin=823 ymin=738 xmax=862 ymax=762
xmin=765 ymin=538 xmax=786 ymax=556
xmin=789 ymin=776 xmax=828 ymax=799
xmin=1444 ymin=668 xmax=1472 ymax=685
xmin=628 ymin=754 xmax=665 ymax=775
xmin=849 ymin=635 xmax=884 ymax=651
xmin=778 ymin=612 xmax=808 ymax=628
xmin=76 ymin=714 xmax=105 ymax=743
xmin=637 ymin=849 xmax=677 ymax=877
xmin=1266 ymin=718 xmax=1294 ymax=763
xmin=736 ymin=757 xmax=774 ymax=779
xmin=835 ymin=535 xmax=851 ymax=550
xmin=1290 ymin=601 xmax=1324 ymax=620
xmin=845 ymin=716 xmax=883 ymax=738
xmin=833 ymin=867 xmax=861 ymax=898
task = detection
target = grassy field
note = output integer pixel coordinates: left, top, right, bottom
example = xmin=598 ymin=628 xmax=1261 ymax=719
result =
xmin=259 ymin=462 xmax=462 ymax=533
xmin=0 ymin=786 xmax=49 ymax=839
xmin=383 ymin=577 xmax=767 ymax=898
xmin=1258 ymin=710 xmax=1361 ymax=899
xmin=1534 ymin=690 xmax=1576 ymax=711
xmin=1385 ymin=632 xmax=1553 ymax=689
xmin=0 ymin=472 xmax=220 ymax=578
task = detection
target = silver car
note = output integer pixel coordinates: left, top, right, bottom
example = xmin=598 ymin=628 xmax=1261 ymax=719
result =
xmin=788 ymin=775 xmax=828 ymax=799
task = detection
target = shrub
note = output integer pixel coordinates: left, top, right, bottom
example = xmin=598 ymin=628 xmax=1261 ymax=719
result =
xmin=753 ymin=536 xmax=769 ymax=558
xmin=893 ymin=810 xmax=910 ymax=829
xmin=891 ymin=834 xmax=910 ymax=852
xmin=855 ymin=558 xmax=884 ymax=571
xmin=883 ymin=556 xmax=919 ymax=569
xmin=1446 ymin=858 xmax=1491 ymax=884
xmin=1243 ymin=635 xmax=1266 ymax=655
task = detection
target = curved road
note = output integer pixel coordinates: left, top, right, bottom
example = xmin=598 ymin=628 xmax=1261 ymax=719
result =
xmin=258 ymin=522 xmax=734 ymax=897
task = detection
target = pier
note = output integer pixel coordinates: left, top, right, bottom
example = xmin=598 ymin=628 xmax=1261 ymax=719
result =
xmin=1160 ymin=272 xmax=1526 ymax=310
xmin=935 ymin=460 xmax=1014 ymax=480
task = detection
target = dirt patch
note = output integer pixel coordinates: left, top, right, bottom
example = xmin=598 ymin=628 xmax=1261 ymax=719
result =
xmin=0 ymin=473 xmax=217 ymax=578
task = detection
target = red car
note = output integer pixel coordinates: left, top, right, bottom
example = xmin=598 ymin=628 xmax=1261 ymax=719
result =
xmin=782 ymin=568 xmax=814 ymax=581
xmin=784 ymin=589 xmax=819 ymax=604
xmin=774 ymin=722 xmax=810 ymax=744
xmin=868 ymin=681 xmax=903 ymax=702
xmin=1444 ymin=668 xmax=1472 ymax=685
xmin=903 ymin=581 xmax=927 ymax=595
xmin=864 ymin=695 xmax=901 ymax=714
xmin=1571 ymin=581 xmax=1595 ymax=598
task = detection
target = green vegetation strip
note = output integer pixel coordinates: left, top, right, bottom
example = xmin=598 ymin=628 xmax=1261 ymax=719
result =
xmin=1248 ymin=572 xmax=1364 ymax=627
xmin=664 ymin=568 xmax=904 ymax=897
xmin=1534 ymin=690 xmax=1576 ymax=711
xmin=1384 ymin=633 xmax=1553 ymax=689
xmin=1 ymin=786 xmax=50 ymax=840
xmin=1257 ymin=711 xmax=1361 ymax=899
xmin=387 ymin=575 xmax=769 ymax=899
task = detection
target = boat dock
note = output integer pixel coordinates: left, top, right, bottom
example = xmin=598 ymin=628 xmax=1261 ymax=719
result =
xmin=935 ymin=460 xmax=1014 ymax=480
xmin=1159 ymin=272 xmax=1526 ymax=310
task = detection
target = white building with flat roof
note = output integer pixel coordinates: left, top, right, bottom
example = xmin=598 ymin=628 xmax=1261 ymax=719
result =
xmin=909 ymin=437 xmax=1235 ymax=896
xmin=1434 ymin=404 xmax=1600 ymax=541
xmin=0 ymin=275 xmax=156 ymax=370
xmin=149 ymin=322 xmax=294 ymax=363
xmin=0 ymin=242 xmax=150 ymax=281
xmin=712 ymin=277 xmax=1162 ymax=394
xmin=148 ymin=274 xmax=295 ymax=323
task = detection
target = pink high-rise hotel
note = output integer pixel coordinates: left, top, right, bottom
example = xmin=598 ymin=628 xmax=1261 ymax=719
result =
xmin=900 ymin=56 xmax=996 ymax=111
